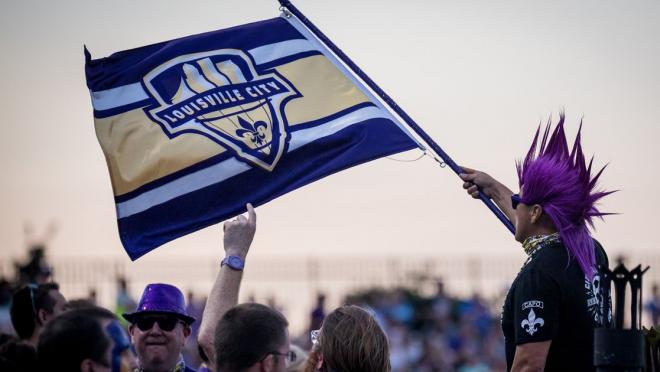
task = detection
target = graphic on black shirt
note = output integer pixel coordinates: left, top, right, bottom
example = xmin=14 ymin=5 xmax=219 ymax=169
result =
xmin=585 ymin=272 xmax=611 ymax=326
xmin=521 ymin=308 xmax=545 ymax=336
xmin=520 ymin=300 xmax=545 ymax=336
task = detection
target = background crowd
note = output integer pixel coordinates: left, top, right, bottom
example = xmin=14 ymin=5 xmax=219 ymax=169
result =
xmin=1 ymin=244 xmax=659 ymax=371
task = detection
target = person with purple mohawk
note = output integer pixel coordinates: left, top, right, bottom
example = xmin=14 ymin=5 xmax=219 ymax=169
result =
xmin=460 ymin=113 xmax=614 ymax=372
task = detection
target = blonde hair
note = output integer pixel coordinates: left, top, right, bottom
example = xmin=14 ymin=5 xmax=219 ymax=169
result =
xmin=305 ymin=305 xmax=390 ymax=372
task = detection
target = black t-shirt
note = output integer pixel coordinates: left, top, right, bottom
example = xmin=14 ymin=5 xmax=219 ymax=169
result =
xmin=502 ymin=239 xmax=610 ymax=371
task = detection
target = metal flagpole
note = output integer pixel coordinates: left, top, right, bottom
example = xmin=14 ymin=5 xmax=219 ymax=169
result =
xmin=277 ymin=0 xmax=516 ymax=234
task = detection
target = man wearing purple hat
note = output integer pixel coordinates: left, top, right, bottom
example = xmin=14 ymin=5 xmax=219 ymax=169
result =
xmin=124 ymin=283 xmax=197 ymax=372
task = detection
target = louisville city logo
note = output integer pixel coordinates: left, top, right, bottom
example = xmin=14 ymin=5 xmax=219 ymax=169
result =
xmin=142 ymin=49 xmax=300 ymax=171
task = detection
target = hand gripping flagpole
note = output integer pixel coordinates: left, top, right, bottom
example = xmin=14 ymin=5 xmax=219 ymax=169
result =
xmin=278 ymin=0 xmax=516 ymax=234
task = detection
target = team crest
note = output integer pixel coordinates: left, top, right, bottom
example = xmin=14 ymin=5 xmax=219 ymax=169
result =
xmin=142 ymin=49 xmax=300 ymax=171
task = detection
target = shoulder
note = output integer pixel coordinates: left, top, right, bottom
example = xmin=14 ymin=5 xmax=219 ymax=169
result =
xmin=525 ymin=241 xmax=569 ymax=272
xmin=593 ymin=239 xmax=609 ymax=267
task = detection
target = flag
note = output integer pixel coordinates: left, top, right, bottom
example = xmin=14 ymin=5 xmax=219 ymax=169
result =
xmin=85 ymin=16 xmax=420 ymax=260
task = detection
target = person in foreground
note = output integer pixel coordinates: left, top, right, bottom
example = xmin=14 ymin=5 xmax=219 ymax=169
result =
xmin=38 ymin=305 xmax=137 ymax=372
xmin=460 ymin=114 xmax=614 ymax=371
xmin=10 ymin=282 xmax=68 ymax=347
xmin=123 ymin=283 xmax=197 ymax=372
xmin=305 ymin=305 xmax=390 ymax=372
xmin=214 ymin=303 xmax=293 ymax=372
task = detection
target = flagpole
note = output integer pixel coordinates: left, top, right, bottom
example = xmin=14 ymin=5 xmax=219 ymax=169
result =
xmin=278 ymin=0 xmax=516 ymax=234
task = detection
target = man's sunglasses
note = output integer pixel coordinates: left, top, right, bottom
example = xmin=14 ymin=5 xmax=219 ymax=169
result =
xmin=135 ymin=316 xmax=182 ymax=332
xmin=511 ymin=194 xmax=522 ymax=210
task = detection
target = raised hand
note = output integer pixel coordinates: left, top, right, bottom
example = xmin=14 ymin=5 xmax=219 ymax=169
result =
xmin=459 ymin=167 xmax=499 ymax=199
xmin=459 ymin=167 xmax=516 ymax=223
xmin=223 ymin=203 xmax=257 ymax=259
xmin=199 ymin=203 xmax=257 ymax=369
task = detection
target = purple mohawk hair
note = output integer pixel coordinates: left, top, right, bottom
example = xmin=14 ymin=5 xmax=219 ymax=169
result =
xmin=516 ymin=112 xmax=615 ymax=278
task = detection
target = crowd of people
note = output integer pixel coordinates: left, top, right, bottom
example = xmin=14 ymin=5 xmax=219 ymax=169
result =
xmin=1 ymin=239 xmax=659 ymax=372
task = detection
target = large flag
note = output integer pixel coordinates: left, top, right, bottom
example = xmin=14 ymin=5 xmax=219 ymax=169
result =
xmin=86 ymin=16 xmax=421 ymax=259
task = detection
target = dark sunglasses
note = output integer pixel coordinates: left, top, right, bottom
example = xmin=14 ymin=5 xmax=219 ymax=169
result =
xmin=511 ymin=194 xmax=522 ymax=210
xmin=135 ymin=316 xmax=182 ymax=332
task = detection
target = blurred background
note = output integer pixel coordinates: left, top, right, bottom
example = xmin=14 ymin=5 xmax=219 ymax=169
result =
xmin=1 ymin=0 xmax=659 ymax=370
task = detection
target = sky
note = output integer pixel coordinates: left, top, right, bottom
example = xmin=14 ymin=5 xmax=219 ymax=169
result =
xmin=1 ymin=0 xmax=659 ymax=269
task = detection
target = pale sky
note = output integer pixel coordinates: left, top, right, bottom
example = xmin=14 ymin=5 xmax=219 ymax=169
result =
xmin=1 ymin=0 xmax=659 ymax=269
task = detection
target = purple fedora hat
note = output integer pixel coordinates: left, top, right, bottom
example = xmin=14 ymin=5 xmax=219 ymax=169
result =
xmin=122 ymin=283 xmax=195 ymax=324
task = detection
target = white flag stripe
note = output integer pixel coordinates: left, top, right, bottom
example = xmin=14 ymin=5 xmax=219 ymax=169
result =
xmin=248 ymin=39 xmax=316 ymax=67
xmin=116 ymin=158 xmax=251 ymax=219
xmin=288 ymin=106 xmax=383 ymax=152
xmin=116 ymin=105 xmax=387 ymax=219
xmin=91 ymin=82 xmax=149 ymax=111
xmin=91 ymin=39 xmax=318 ymax=112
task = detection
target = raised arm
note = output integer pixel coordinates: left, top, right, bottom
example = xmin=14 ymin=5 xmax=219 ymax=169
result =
xmin=459 ymin=167 xmax=517 ymax=224
xmin=198 ymin=203 xmax=257 ymax=370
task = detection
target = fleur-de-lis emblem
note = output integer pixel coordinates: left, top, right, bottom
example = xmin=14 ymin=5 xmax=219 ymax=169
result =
xmin=521 ymin=309 xmax=545 ymax=336
xmin=235 ymin=117 xmax=269 ymax=148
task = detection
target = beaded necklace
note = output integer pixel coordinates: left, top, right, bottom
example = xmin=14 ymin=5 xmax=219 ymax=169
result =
xmin=521 ymin=232 xmax=560 ymax=267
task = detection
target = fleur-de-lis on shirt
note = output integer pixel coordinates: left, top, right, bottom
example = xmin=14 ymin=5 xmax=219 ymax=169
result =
xmin=521 ymin=309 xmax=545 ymax=336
